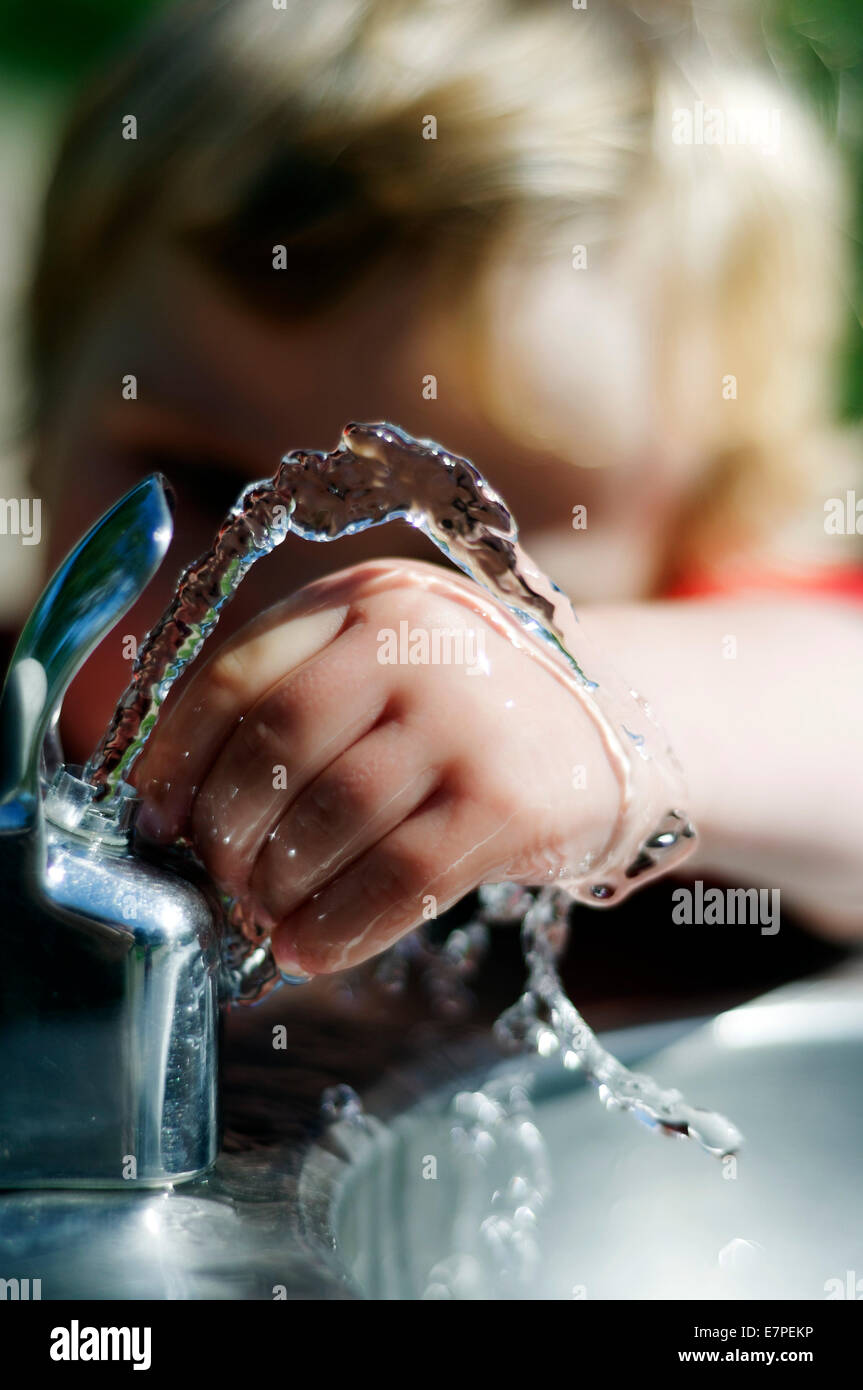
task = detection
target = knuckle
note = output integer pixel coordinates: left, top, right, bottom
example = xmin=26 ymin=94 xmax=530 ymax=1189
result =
xmin=359 ymin=846 xmax=433 ymax=909
xmin=205 ymin=644 xmax=248 ymax=701
xmin=392 ymin=584 xmax=438 ymax=627
xmin=295 ymin=768 xmax=365 ymax=840
xmin=237 ymin=711 xmax=286 ymax=763
xmin=238 ymin=678 xmax=308 ymax=761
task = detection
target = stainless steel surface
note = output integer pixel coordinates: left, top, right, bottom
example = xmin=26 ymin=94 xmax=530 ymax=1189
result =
xmin=0 ymin=474 xmax=172 ymax=833
xmin=1 ymin=971 xmax=859 ymax=1298
xmin=333 ymin=968 xmax=863 ymax=1300
xmin=0 ymin=478 xmax=220 ymax=1189
xmin=0 ymin=1148 xmax=356 ymax=1301
xmin=0 ymin=1014 xmax=672 ymax=1299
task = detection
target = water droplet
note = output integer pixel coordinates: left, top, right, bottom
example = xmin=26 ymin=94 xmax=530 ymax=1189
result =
xmin=320 ymin=1083 xmax=366 ymax=1126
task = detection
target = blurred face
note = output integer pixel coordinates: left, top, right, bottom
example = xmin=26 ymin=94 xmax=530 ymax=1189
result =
xmin=35 ymin=230 xmax=704 ymax=760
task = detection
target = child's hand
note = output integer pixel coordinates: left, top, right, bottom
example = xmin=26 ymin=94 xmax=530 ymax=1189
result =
xmin=134 ymin=560 xmax=620 ymax=975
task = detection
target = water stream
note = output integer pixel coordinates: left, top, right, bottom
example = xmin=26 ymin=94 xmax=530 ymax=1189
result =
xmin=85 ymin=423 xmax=740 ymax=1157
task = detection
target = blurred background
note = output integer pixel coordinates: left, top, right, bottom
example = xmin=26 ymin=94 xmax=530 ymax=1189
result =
xmin=0 ymin=0 xmax=173 ymax=617
xmin=0 ymin=0 xmax=859 ymax=1023
xmin=0 ymin=0 xmax=861 ymax=620
xmin=0 ymin=0 xmax=860 ymax=610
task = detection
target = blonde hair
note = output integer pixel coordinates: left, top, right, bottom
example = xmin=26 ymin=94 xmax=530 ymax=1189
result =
xmin=31 ymin=0 xmax=855 ymax=581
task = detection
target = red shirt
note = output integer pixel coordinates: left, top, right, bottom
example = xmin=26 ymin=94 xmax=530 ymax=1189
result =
xmin=665 ymin=562 xmax=863 ymax=604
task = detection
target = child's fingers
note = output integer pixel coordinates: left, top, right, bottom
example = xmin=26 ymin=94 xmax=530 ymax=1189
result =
xmin=189 ymin=618 xmax=394 ymax=889
xmin=134 ymin=558 xmax=479 ymax=841
xmin=135 ymin=600 xmax=350 ymax=839
xmin=270 ymin=787 xmax=509 ymax=975
xmin=249 ymin=715 xmax=443 ymax=921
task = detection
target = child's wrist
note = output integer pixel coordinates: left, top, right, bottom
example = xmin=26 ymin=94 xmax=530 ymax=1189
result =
xmin=523 ymin=609 xmax=698 ymax=906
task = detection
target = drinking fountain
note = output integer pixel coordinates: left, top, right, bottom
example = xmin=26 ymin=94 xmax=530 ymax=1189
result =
xmin=0 ymin=476 xmax=220 ymax=1187
xmin=2 ymin=459 xmax=857 ymax=1301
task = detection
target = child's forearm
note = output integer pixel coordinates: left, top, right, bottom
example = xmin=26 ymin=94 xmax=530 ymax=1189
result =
xmin=578 ymin=598 xmax=863 ymax=937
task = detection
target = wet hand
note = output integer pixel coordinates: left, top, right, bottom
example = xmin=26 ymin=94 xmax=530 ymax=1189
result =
xmin=134 ymin=560 xmax=619 ymax=974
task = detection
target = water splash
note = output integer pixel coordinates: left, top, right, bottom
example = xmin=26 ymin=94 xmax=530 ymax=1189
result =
xmin=485 ymin=884 xmax=742 ymax=1158
xmin=320 ymin=1083 xmax=368 ymax=1129
xmin=371 ymin=914 xmax=489 ymax=1018
xmin=82 ymin=422 xmax=738 ymax=1154
xmin=424 ymin=1077 xmax=550 ymax=1299
xmin=86 ymin=423 xmax=694 ymax=990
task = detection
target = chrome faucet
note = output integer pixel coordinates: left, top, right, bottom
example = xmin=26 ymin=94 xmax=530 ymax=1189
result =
xmin=0 ymin=477 xmax=220 ymax=1187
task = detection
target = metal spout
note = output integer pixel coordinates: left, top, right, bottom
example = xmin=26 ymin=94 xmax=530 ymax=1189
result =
xmin=0 ymin=478 xmax=220 ymax=1188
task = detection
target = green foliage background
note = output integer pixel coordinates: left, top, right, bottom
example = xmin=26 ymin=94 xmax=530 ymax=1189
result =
xmin=0 ymin=0 xmax=168 ymax=79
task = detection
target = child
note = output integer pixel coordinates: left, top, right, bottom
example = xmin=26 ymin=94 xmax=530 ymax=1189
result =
xmin=26 ymin=0 xmax=863 ymax=979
